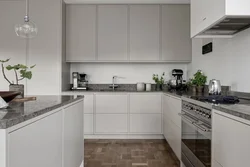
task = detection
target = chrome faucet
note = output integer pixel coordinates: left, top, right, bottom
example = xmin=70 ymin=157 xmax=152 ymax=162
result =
xmin=109 ymin=76 xmax=119 ymax=90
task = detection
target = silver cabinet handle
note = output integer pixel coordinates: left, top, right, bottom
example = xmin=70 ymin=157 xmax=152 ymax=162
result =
xmin=193 ymin=123 xmax=211 ymax=132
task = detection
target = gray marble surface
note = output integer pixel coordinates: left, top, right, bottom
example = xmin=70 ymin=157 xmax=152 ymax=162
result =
xmin=213 ymin=105 xmax=250 ymax=121
xmin=0 ymin=95 xmax=84 ymax=129
xmin=66 ymin=84 xmax=250 ymax=121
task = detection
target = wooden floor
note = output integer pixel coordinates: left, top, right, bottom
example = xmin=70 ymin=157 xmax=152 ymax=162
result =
xmin=84 ymin=139 xmax=180 ymax=167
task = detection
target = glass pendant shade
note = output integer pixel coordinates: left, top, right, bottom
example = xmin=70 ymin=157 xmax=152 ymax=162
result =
xmin=15 ymin=21 xmax=38 ymax=38
xmin=15 ymin=0 xmax=38 ymax=39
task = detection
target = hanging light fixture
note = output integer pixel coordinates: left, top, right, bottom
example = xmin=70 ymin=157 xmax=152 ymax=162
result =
xmin=15 ymin=0 xmax=38 ymax=38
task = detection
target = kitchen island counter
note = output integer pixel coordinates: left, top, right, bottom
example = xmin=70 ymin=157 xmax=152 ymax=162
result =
xmin=0 ymin=95 xmax=84 ymax=167
xmin=0 ymin=95 xmax=84 ymax=129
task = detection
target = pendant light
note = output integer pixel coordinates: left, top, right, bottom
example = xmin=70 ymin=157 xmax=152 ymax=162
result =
xmin=15 ymin=0 xmax=38 ymax=38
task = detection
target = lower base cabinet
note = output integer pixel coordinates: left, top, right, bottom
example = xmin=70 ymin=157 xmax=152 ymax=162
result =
xmin=163 ymin=94 xmax=181 ymax=160
xmin=9 ymin=111 xmax=63 ymax=167
xmin=84 ymin=114 xmax=94 ymax=134
xmin=213 ymin=110 xmax=250 ymax=167
xmin=7 ymin=100 xmax=84 ymax=167
xmin=130 ymin=114 xmax=162 ymax=134
xmin=95 ymin=114 xmax=128 ymax=134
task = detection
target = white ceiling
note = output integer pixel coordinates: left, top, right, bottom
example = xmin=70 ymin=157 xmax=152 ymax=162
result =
xmin=64 ymin=0 xmax=190 ymax=4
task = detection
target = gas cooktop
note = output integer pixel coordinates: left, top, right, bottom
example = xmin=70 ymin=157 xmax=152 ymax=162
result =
xmin=188 ymin=95 xmax=250 ymax=105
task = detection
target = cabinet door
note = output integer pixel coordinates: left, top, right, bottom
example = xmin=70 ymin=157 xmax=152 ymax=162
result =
xmin=129 ymin=5 xmax=160 ymax=61
xmin=167 ymin=95 xmax=182 ymax=128
xmin=64 ymin=102 xmax=84 ymax=167
xmin=163 ymin=95 xmax=169 ymax=139
xmin=161 ymin=5 xmax=191 ymax=62
xmin=9 ymin=111 xmax=63 ymax=167
xmin=191 ymin=0 xmax=204 ymax=37
xmin=213 ymin=112 xmax=250 ymax=167
xmin=95 ymin=114 xmax=128 ymax=134
xmin=98 ymin=5 xmax=128 ymax=61
xmin=169 ymin=120 xmax=181 ymax=160
xmin=96 ymin=94 xmax=128 ymax=114
xmin=66 ymin=5 xmax=96 ymax=61
xmin=84 ymin=94 xmax=94 ymax=114
xmin=84 ymin=114 xmax=94 ymax=135
xmin=130 ymin=94 xmax=162 ymax=114
xmin=130 ymin=114 xmax=162 ymax=134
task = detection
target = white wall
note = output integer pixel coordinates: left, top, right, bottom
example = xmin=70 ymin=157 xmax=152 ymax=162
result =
xmin=0 ymin=1 xmax=27 ymax=91
xmin=190 ymin=28 xmax=250 ymax=92
xmin=0 ymin=0 xmax=68 ymax=95
xmin=70 ymin=63 xmax=188 ymax=84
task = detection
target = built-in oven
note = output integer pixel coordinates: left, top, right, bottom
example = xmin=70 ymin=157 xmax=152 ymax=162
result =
xmin=180 ymin=100 xmax=212 ymax=167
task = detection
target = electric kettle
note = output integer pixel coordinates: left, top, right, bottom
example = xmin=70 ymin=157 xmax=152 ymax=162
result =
xmin=208 ymin=79 xmax=221 ymax=95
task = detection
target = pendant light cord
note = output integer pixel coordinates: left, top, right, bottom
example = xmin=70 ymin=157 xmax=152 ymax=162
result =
xmin=24 ymin=0 xmax=29 ymax=22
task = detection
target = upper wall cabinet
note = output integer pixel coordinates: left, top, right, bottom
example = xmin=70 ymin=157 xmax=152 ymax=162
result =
xmin=191 ymin=0 xmax=250 ymax=38
xmin=66 ymin=4 xmax=191 ymax=63
xmin=66 ymin=5 xmax=96 ymax=61
xmin=161 ymin=5 xmax=191 ymax=62
xmin=97 ymin=5 xmax=128 ymax=61
xmin=129 ymin=5 xmax=160 ymax=61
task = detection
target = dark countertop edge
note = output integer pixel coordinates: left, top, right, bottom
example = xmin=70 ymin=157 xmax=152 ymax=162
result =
xmin=0 ymin=96 xmax=84 ymax=129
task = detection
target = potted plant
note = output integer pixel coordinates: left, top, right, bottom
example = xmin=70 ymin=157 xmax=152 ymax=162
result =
xmin=153 ymin=72 xmax=165 ymax=91
xmin=0 ymin=59 xmax=35 ymax=98
xmin=192 ymin=70 xmax=207 ymax=93
xmin=186 ymin=79 xmax=196 ymax=92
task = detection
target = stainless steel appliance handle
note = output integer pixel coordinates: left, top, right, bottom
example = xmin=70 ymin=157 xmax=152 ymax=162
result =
xmin=178 ymin=113 xmax=196 ymax=124
xmin=193 ymin=123 xmax=211 ymax=132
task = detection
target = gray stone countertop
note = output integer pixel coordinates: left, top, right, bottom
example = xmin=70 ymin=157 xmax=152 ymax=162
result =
xmin=213 ymin=104 xmax=250 ymax=121
xmin=0 ymin=95 xmax=84 ymax=129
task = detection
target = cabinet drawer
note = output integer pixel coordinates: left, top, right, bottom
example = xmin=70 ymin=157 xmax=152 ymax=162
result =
xmin=84 ymin=114 xmax=93 ymax=135
xmin=84 ymin=94 xmax=94 ymax=114
xmin=130 ymin=114 xmax=162 ymax=134
xmin=96 ymin=94 xmax=128 ymax=114
xmin=130 ymin=94 xmax=162 ymax=113
xmin=95 ymin=114 xmax=128 ymax=134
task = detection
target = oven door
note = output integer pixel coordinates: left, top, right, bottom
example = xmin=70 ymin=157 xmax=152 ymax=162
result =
xmin=180 ymin=112 xmax=212 ymax=167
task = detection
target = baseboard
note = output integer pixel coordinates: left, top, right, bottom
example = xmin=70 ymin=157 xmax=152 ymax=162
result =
xmin=84 ymin=134 xmax=164 ymax=139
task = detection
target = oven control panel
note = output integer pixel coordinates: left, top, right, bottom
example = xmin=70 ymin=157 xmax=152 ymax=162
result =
xmin=182 ymin=101 xmax=212 ymax=122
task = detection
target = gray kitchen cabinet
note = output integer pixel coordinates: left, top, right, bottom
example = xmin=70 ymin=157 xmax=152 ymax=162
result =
xmin=161 ymin=5 xmax=192 ymax=62
xmin=129 ymin=5 xmax=160 ymax=61
xmin=163 ymin=94 xmax=181 ymax=160
xmin=97 ymin=5 xmax=128 ymax=61
xmin=212 ymin=110 xmax=250 ymax=167
xmin=66 ymin=5 xmax=96 ymax=62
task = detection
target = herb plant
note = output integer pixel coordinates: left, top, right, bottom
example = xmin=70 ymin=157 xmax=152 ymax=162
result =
xmin=153 ymin=72 xmax=165 ymax=85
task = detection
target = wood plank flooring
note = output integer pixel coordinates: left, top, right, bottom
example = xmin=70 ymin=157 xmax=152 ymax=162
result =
xmin=84 ymin=139 xmax=180 ymax=167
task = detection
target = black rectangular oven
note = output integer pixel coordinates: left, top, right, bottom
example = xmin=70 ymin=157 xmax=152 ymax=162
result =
xmin=181 ymin=100 xmax=212 ymax=167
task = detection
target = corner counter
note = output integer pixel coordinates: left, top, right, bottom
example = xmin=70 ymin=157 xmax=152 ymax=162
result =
xmin=0 ymin=95 xmax=84 ymax=167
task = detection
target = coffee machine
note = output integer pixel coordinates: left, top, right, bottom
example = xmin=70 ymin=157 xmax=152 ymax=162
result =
xmin=72 ymin=72 xmax=88 ymax=90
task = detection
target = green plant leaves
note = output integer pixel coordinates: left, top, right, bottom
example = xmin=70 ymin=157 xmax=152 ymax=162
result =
xmin=20 ymin=70 xmax=32 ymax=80
xmin=192 ymin=70 xmax=207 ymax=86
xmin=153 ymin=72 xmax=165 ymax=85
xmin=0 ymin=59 xmax=10 ymax=63
xmin=1 ymin=59 xmax=35 ymax=84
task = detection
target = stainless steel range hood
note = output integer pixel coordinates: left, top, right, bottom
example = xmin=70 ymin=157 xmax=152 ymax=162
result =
xmin=201 ymin=17 xmax=250 ymax=36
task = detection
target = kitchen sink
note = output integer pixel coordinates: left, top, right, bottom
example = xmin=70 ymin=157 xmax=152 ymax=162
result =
xmin=99 ymin=89 xmax=126 ymax=92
